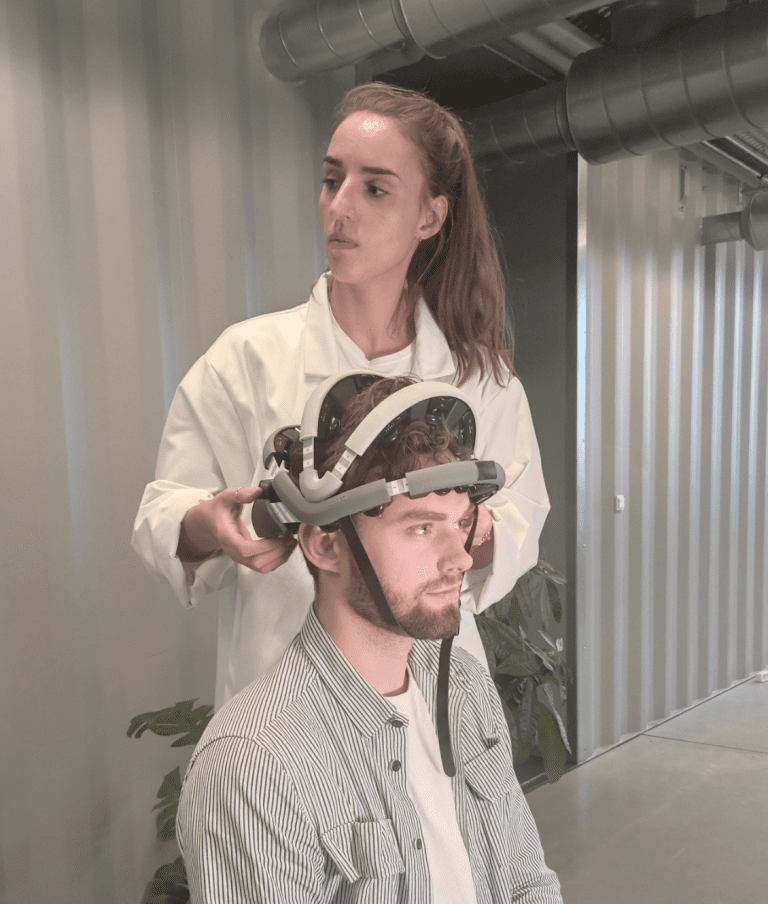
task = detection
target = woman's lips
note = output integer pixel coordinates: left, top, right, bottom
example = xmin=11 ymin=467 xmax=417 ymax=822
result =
xmin=327 ymin=234 xmax=357 ymax=249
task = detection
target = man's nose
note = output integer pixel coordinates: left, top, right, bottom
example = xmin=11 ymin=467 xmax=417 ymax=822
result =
xmin=439 ymin=530 xmax=475 ymax=574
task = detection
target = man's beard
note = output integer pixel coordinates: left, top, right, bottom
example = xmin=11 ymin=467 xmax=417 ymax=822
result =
xmin=346 ymin=556 xmax=461 ymax=640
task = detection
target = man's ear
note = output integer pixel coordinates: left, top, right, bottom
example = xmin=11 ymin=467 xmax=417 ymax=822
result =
xmin=298 ymin=524 xmax=343 ymax=574
xmin=419 ymin=194 xmax=449 ymax=241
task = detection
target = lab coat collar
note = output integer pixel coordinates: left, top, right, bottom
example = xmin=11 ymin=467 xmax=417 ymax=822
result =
xmin=302 ymin=274 xmax=456 ymax=382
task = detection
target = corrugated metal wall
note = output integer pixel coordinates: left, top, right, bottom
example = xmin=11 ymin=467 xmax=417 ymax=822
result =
xmin=576 ymin=149 xmax=768 ymax=761
xmin=0 ymin=0 xmax=351 ymax=900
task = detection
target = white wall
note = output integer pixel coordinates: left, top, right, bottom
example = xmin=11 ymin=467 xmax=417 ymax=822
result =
xmin=0 ymin=0 xmax=352 ymax=899
xmin=576 ymin=150 xmax=768 ymax=761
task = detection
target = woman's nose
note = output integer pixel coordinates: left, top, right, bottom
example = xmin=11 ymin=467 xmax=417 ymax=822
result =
xmin=328 ymin=181 xmax=355 ymax=221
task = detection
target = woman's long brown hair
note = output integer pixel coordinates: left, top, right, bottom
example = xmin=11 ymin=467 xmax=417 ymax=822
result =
xmin=332 ymin=83 xmax=513 ymax=387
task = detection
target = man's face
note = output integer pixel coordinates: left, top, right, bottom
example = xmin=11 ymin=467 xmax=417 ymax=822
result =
xmin=345 ymin=489 xmax=477 ymax=640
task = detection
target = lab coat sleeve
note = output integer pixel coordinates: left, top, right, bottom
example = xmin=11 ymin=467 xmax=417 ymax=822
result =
xmin=462 ymin=375 xmax=550 ymax=614
xmin=131 ymin=355 xmax=259 ymax=609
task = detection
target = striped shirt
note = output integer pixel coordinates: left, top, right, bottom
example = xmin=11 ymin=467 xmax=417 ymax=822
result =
xmin=177 ymin=607 xmax=563 ymax=904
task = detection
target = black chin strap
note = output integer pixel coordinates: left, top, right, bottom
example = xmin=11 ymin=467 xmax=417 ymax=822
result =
xmin=339 ymin=505 xmax=480 ymax=779
xmin=339 ymin=517 xmax=400 ymax=630
xmin=436 ymin=504 xmax=480 ymax=777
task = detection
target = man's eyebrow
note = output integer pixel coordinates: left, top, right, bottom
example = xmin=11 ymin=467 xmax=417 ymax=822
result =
xmin=394 ymin=502 xmax=476 ymax=524
xmin=323 ymin=155 xmax=401 ymax=180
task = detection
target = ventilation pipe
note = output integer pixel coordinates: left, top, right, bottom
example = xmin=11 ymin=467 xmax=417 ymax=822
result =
xmin=259 ymin=0 xmax=607 ymax=83
xmin=468 ymin=1 xmax=768 ymax=164
xmin=700 ymin=191 xmax=768 ymax=251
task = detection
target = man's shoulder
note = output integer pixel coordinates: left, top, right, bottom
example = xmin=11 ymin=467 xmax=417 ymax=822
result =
xmin=191 ymin=638 xmax=320 ymax=760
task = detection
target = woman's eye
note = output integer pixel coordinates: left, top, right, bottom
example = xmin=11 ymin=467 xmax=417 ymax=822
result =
xmin=322 ymin=177 xmax=338 ymax=191
xmin=412 ymin=524 xmax=431 ymax=536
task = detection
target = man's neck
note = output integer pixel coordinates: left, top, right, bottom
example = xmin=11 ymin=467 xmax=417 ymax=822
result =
xmin=328 ymin=277 xmax=415 ymax=361
xmin=312 ymin=594 xmax=413 ymax=697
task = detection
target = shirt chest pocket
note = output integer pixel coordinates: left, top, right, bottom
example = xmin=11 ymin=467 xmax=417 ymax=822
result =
xmin=320 ymin=819 xmax=405 ymax=884
xmin=462 ymin=739 xmax=516 ymax=801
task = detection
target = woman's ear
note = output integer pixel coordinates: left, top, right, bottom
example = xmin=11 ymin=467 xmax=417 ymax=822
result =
xmin=298 ymin=524 xmax=343 ymax=575
xmin=419 ymin=194 xmax=449 ymax=241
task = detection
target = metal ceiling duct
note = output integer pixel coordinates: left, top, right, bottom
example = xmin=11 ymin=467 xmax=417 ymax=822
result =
xmin=700 ymin=190 xmax=768 ymax=251
xmin=468 ymin=1 xmax=768 ymax=165
xmin=259 ymin=0 xmax=607 ymax=83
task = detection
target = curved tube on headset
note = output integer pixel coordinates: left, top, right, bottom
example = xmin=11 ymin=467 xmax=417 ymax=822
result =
xmin=253 ymin=460 xmax=507 ymax=535
xmin=278 ymin=470 xmax=392 ymax=525
xmin=299 ymin=468 xmax=344 ymax=502
xmin=344 ymin=381 xmax=479 ymax=456
xmin=403 ymin=459 xmax=505 ymax=498
xmin=299 ymin=370 xmax=381 ymax=442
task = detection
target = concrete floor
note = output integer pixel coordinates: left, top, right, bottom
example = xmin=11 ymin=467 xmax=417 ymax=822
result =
xmin=526 ymin=675 xmax=768 ymax=904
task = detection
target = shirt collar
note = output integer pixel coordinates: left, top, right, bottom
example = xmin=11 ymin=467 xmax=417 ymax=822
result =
xmin=298 ymin=605 xmax=402 ymax=738
xmin=299 ymin=606 xmax=470 ymax=738
xmin=301 ymin=274 xmax=456 ymax=381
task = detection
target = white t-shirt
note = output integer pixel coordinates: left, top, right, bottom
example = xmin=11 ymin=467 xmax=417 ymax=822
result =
xmin=390 ymin=670 xmax=478 ymax=904
xmin=133 ymin=274 xmax=550 ymax=706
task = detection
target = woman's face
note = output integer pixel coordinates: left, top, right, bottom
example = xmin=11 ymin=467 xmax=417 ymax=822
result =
xmin=319 ymin=111 xmax=446 ymax=295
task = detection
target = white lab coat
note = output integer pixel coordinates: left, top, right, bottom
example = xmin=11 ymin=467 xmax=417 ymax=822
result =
xmin=133 ymin=275 xmax=549 ymax=706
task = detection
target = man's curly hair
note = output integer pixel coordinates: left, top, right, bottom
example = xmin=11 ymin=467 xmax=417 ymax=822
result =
xmin=288 ymin=376 xmax=473 ymax=584
xmin=288 ymin=376 xmax=472 ymax=495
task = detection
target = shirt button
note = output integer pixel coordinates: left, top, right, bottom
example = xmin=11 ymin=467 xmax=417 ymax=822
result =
xmin=414 ymin=838 xmax=423 ymax=850
xmin=390 ymin=719 xmax=404 ymax=729
xmin=390 ymin=760 xmax=402 ymax=772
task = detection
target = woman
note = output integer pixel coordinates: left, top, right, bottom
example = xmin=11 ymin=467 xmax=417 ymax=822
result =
xmin=132 ymin=83 xmax=549 ymax=707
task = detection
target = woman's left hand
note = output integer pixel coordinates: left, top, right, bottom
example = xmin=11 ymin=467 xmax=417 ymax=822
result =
xmin=470 ymin=503 xmax=494 ymax=570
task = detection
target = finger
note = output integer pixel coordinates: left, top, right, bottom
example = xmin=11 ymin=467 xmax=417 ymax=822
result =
xmin=231 ymin=485 xmax=263 ymax=504
xmin=237 ymin=541 xmax=296 ymax=573
xmin=472 ymin=505 xmax=494 ymax=547
xmin=245 ymin=539 xmax=297 ymax=574
xmin=224 ymin=533 xmax=295 ymax=569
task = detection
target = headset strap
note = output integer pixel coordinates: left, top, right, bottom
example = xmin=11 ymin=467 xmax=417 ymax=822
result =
xmin=340 ymin=504 xmax=480 ymax=778
xmin=339 ymin=517 xmax=400 ymax=630
xmin=436 ymin=504 xmax=479 ymax=778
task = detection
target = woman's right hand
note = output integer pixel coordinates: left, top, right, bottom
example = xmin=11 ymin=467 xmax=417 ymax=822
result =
xmin=177 ymin=486 xmax=297 ymax=573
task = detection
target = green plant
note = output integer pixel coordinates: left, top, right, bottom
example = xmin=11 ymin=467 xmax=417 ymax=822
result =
xmin=476 ymin=560 xmax=571 ymax=782
xmin=128 ymin=700 xmax=213 ymax=904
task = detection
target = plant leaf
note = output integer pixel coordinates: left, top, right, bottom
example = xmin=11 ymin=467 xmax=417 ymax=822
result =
xmin=128 ymin=700 xmax=213 ymax=747
xmin=482 ymin=618 xmax=525 ymax=650
xmin=537 ymin=703 xmax=568 ymax=782
xmin=539 ymin=578 xmax=552 ymax=632
xmin=530 ymin=647 xmax=556 ymax=672
xmin=547 ymin=578 xmax=563 ymax=623
xmin=142 ymin=856 xmax=189 ymax=904
xmin=515 ymin=572 xmax=537 ymax=618
xmin=152 ymin=767 xmax=182 ymax=842
xmin=495 ymin=650 xmax=542 ymax=677
xmin=506 ymin=705 xmax=529 ymax=764
xmin=506 ymin=594 xmax=526 ymax=632
xmin=539 ymin=680 xmax=572 ymax=755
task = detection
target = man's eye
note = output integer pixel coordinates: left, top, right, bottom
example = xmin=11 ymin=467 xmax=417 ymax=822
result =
xmin=412 ymin=524 xmax=431 ymax=536
xmin=323 ymin=177 xmax=339 ymax=190
xmin=367 ymin=183 xmax=385 ymax=197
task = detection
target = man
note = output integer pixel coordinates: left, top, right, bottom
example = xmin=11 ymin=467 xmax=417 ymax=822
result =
xmin=177 ymin=375 xmax=562 ymax=904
